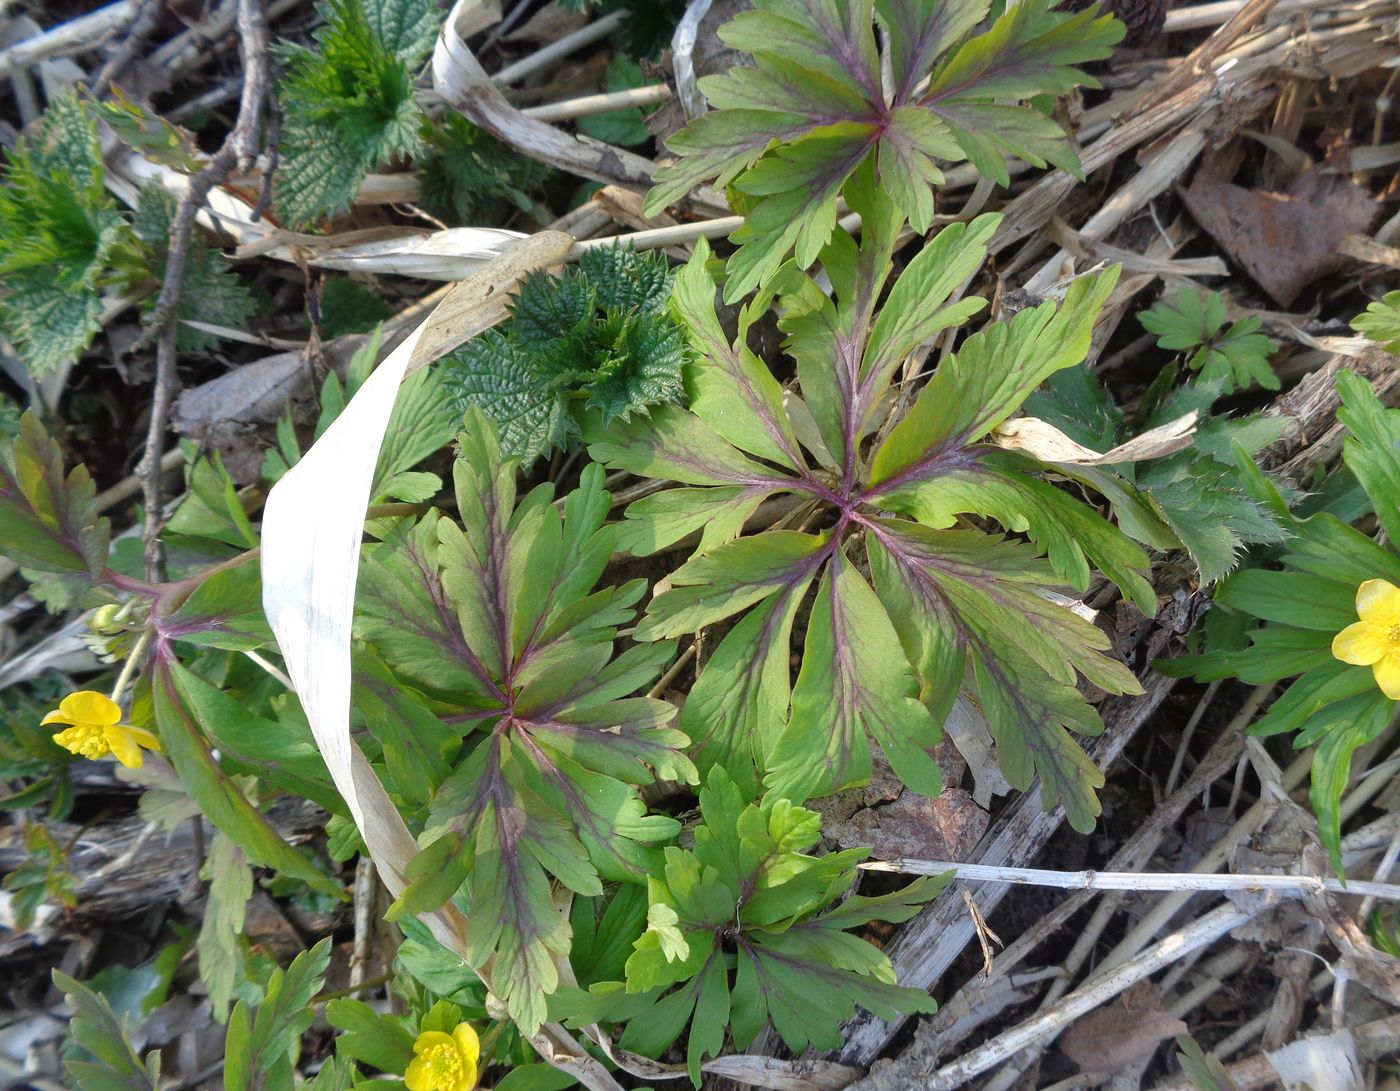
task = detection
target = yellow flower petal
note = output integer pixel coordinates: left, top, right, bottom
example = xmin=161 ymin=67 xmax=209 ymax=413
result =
xmin=123 ymin=725 xmax=162 ymax=752
xmin=451 ymin=1024 xmax=480 ymax=1090
xmin=1333 ymin=621 xmax=1387 ymax=666
xmin=450 ymin=1024 xmax=479 ymax=1064
xmin=1357 ymin=578 xmax=1400 ymax=617
xmin=1373 ymin=654 xmax=1400 ymax=700
xmin=105 ymin=726 xmax=144 ymax=769
xmin=405 ymin=1054 xmax=436 ymax=1091
xmin=59 ymin=690 xmax=123 ymax=727
xmin=412 ymin=1031 xmax=456 ymax=1055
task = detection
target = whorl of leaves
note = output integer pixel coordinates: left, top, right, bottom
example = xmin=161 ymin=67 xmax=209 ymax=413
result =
xmin=554 ymin=768 xmax=947 ymax=1083
xmin=357 ymin=411 xmax=697 ymax=1033
xmin=1139 ymin=287 xmax=1279 ymax=394
xmin=591 ymin=174 xmax=1150 ymax=833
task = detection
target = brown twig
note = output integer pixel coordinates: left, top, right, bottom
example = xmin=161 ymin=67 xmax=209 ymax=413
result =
xmin=89 ymin=0 xmax=167 ymax=100
xmin=136 ymin=0 xmax=270 ymax=580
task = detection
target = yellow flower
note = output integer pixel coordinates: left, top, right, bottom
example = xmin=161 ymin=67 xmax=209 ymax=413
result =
xmin=404 ymin=1023 xmax=479 ymax=1091
xmin=42 ymin=691 xmax=161 ymax=769
xmin=1332 ymin=579 xmax=1400 ymax=699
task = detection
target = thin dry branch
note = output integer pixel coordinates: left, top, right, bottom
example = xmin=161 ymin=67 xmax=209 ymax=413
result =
xmin=135 ymin=0 xmax=269 ymax=579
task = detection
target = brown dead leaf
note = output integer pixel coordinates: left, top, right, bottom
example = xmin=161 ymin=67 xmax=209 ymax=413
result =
xmin=1060 ymin=1000 xmax=1187 ymax=1075
xmin=1180 ymin=172 xmax=1380 ymax=306
xmin=829 ymin=788 xmax=989 ymax=863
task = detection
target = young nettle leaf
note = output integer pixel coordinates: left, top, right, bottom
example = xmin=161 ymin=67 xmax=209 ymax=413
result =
xmin=418 ymin=112 xmax=549 ymax=226
xmin=0 ymin=93 xmax=129 ymax=372
xmin=134 ymin=188 xmax=255 ymax=353
xmin=554 ymin=769 xmax=945 ymax=1083
xmin=359 ymin=410 xmax=697 ymax=1034
xmin=644 ymin=0 xmax=1123 ymax=299
xmin=592 ymin=179 xmax=1150 ymax=831
xmin=1139 ymin=287 xmax=1279 ymax=394
xmin=440 ymin=245 xmax=686 ymax=464
xmin=1353 ymin=290 xmax=1400 ymax=354
xmin=274 ymin=0 xmax=438 ymax=227
xmin=1163 ymin=372 xmax=1400 ymax=872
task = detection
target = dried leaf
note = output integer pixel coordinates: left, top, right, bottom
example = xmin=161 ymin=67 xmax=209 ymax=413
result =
xmin=1266 ymin=1029 xmax=1363 ymax=1091
xmin=1181 ymin=173 xmax=1381 ymax=307
xmin=992 ymin=412 xmax=1197 ymax=464
xmin=1061 ymin=1004 xmax=1187 ymax=1075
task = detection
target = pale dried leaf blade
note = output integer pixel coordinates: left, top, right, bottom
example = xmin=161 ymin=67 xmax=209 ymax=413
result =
xmin=258 ymin=238 xmax=574 ymax=960
xmin=992 ymin=412 xmax=1197 ymax=464
xmin=1265 ymin=1029 xmax=1363 ymax=1091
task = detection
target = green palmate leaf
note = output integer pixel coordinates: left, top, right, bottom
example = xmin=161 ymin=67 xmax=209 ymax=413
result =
xmin=594 ymin=190 xmax=1150 ymax=829
xmin=362 ymin=410 xmax=696 ymax=1034
xmin=645 ymin=0 xmax=1122 ymax=298
xmin=1353 ymin=291 xmax=1400 ymax=353
xmin=0 ymin=412 xmax=110 ymax=600
xmin=767 ymin=551 xmax=944 ymax=802
xmin=0 ymin=93 xmax=128 ymax=372
xmin=274 ymin=0 xmax=437 ymax=226
xmin=441 ymin=244 xmax=686 ymax=464
xmin=54 ymin=970 xmax=160 ymax=1091
xmin=1139 ymin=287 xmax=1278 ymax=394
xmin=555 ymin=769 xmax=945 ymax=1084
xmin=224 ymin=938 xmax=332 ymax=1091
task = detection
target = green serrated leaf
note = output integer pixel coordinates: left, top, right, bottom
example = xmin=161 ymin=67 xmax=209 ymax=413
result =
xmin=647 ymin=0 xmax=1120 ymax=299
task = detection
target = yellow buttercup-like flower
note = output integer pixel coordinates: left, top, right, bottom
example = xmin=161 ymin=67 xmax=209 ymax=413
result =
xmin=42 ymin=691 xmax=161 ymax=769
xmin=404 ymin=1023 xmax=479 ymax=1091
xmin=1332 ymin=579 xmax=1400 ymax=699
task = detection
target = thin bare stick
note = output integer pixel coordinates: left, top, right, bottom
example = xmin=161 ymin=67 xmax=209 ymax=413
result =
xmin=0 ymin=1 xmax=138 ymax=81
xmin=858 ymin=860 xmax=1400 ymax=902
xmin=925 ymin=903 xmax=1258 ymax=1090
xmin=492 ymin=11 xmax=625 ymax=86
xmin=524 ymin=83 xmax=672 ymax=123
xmin=136 ymin=0 xmax=269 ymax=580
xmin=90 ymin=0 xmax=167 ymax=99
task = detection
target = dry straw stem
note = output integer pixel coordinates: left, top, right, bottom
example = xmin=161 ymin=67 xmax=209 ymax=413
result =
xmin=0 ymin=1 xmax=138 ymax=80
xmin=859 ymin=861 xmax=1400 ymax=902
xmin=925 ymin=903 xmax=1259 ymax=1091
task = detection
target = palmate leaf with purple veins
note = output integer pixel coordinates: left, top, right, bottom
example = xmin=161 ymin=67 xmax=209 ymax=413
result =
xmin=591 ymin=173 xmax=1151 ymax=832
xmin=357 ymin=409 xmax=697 ymax=1035
xmin=644 ymin=0 xmax=1123 ymax=299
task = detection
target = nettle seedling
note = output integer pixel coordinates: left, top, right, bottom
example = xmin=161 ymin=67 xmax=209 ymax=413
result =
xmin=591 ymin=175 xmax=1151 ymax=833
